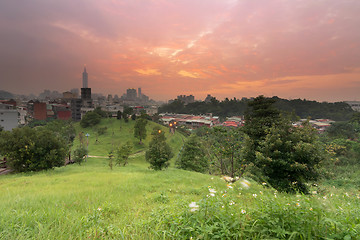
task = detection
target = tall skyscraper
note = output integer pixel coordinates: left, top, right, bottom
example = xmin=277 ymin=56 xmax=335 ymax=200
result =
xmin=81 ymin=66 xmax=92 ymax=108
xmin=138 ymin=87 xmax=142 ymax=99
xmin=82 ymin=66 xmax=88 ymax=88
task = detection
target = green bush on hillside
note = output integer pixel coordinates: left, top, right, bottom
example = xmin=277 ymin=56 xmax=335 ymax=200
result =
xmin=0 ymin=127 xmax=68 ymax=172
xmin=80 ymin=111 xmax=101 ymax=128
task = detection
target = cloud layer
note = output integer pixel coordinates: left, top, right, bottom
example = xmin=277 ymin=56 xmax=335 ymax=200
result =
xmin=1 ymin=0 xmax=359 ymax=101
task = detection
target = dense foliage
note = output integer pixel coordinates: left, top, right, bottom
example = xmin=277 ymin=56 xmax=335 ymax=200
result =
xmin=72 ymin=146 xmax=88 ymax=165
xmin=0 ymin=127 xmax=68 ymax=172
xmin=254 ymin=119 xmax=324 ymax=192
xmin=146 ymin=127 xmax=173 ymax=170
xmin=115 ymin=141 xmax=133 ymax=166
xmin=158 ymin=96 xmax=354 ymax=121
xmin=134 ymin=118 xmax=147 ymax=144
xmin=175 ymin=135 xmax=208 ymax=173
xmin=203 ymin=127 xmax=244 ymax=177
xmin=242 ymin=96 xmax=324 ymax=192
xmin=80 ymin=111 xmax=101 ymax=128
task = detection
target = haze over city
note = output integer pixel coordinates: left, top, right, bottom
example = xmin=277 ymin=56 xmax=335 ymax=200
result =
xmin=1 ymin=0 xmax=360 ymax=102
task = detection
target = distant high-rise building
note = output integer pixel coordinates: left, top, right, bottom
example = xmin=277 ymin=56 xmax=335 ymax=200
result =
xmin=71 ymin=99 xmax=82 ymax=121
xmin=138 ymin=87 xmax=142 ymax=98
xmin=177 ymin=95 xmax=195 ymax=104
xmin=81 ymin=66 xmax=92 ymax=107
xmin=82 ymin=66 xmax=88 ymax=88
xmin=127 ymin=88 xmax=137 ymax=101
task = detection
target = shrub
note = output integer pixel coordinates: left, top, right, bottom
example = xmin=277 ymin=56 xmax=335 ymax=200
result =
xmin=73 ymin=147 xmax=88 ymax=165
xmin=0 ymin=127 xmax=68 ymax=172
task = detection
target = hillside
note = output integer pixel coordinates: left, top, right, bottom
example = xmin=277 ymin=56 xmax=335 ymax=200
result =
xmin=73 ymin=118 xmax=185 ymax=163
xmin=0 ymin=119 xmax=360 ymax=239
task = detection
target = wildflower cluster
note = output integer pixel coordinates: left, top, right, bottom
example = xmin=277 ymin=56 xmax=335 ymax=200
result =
xmin=148 ymin=179 xmax=360 ymax=240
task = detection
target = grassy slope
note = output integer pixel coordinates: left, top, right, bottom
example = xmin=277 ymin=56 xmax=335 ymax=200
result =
xmin=74 ymin=118 xmax=185 ymax=160
xmin=0 ymin=119 xmax=196 ymax=239
xmin=0 ymin=119 xmax=360 ymax=239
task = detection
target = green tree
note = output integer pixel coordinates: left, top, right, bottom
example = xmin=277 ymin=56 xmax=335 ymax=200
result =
xmin=242 ymin=95 xmax=281 ymax=164
xmin=123 ymin=107 xmax=133 ymax=116
xmin=43 ymin=120 xmax=76 ymax=161
xmin=0 ymin=127 xmax=68 ymax=172
xmin=93 ymin=107 xmax=108 ymax=118
xmin=73 ymin=146 xmax=88 ymax=165
xmin=146 ymin=127 xmax=173 ymax=170
xmin=203 ymin=127 xmax=244 ymax=177
xmin=254 ymin=119 xmax=324 ymax=193
xmin=80 ymin=111 xmax=101 ymax=128
xmin=134 ymin=118 xmax=148 ymax=144
xmin=115 ymin=141 xmax=133 ymax=166
xmin=108 ymin=150 xmax=114 ymax=170
xmin=116 ymin=110 xmax=122 ymax=120
xmin=175 ymin=135 xmax=208 ymax=173
xmin=326 ymin=121 xmax=357 ymax=140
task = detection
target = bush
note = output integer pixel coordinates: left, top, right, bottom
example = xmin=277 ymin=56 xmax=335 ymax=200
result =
xmin=80 ymin=111 xmax=101 ymax=128
xmin=73 ymin=147 xmax=88 ymax=165
xmin=0 ymin=127 xmax=68 ymax=172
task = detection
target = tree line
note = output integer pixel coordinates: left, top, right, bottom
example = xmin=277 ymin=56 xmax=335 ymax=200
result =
xmin=159 ymin=96 xmax=354 ymax=121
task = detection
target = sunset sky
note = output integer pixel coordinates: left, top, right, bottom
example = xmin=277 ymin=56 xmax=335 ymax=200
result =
xmin=1 ymin=0 xmax=360 ymax=102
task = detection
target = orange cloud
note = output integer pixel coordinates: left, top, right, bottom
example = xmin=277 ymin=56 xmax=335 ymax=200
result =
xmin=135 ymin=68 xmax=162 ymax=76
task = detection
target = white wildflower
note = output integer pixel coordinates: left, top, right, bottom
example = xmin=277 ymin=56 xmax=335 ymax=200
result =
xmin=240 ymin=179 xmax=251 ymax=189
xmin=189 ymin=202 xmax=199 ymax=212
xmin=241 ymin=209 xmax=246 ymax=214
xmin=253 ymin=194 xmax=257 ymax=198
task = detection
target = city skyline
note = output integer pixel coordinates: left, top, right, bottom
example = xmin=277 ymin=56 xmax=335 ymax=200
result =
xmin=1 ymin=1 xmax=360 ymax=102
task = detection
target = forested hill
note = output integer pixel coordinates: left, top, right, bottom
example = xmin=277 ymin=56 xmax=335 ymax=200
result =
xmin=158 ymin=96 xmax=354 ymax=121
xmin=0 ymin=90 xmax=14 ymax=100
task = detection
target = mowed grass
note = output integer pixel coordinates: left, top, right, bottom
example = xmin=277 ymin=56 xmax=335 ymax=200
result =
xmin=1 ymin=118 xmax=360 ymax=239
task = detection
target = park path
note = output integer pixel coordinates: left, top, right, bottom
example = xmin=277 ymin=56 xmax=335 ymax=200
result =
xmin=88 ymin=151 xmax=145 ymax=159
xmin=0 ymin=168 xmax=12 ymax=175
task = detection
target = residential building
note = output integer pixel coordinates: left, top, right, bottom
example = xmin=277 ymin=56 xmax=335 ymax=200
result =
xmin=0 ymin=103 xmax=18 ymax=131
xmin=33 ymin=102 xmax=47 ymax=120
xmin=71 ymin=99 xmax=82 ymax=121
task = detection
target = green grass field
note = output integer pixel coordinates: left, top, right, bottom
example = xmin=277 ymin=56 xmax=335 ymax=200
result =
xmin=1 ymin=119 xmax=360 ymax=239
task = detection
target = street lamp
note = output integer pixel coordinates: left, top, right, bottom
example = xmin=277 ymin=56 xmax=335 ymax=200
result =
xmin=85 ymin=133 xmax=90 ymax=158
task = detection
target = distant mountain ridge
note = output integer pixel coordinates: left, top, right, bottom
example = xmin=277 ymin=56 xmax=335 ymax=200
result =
xmin=0 ymin=90 xmax=14 ymax=100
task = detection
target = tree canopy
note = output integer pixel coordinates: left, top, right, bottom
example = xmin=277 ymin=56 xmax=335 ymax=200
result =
xmin=146 ymin=127 xmax=173 ymax=170
xmin=0 ymin=127 xmax=68 ymax=172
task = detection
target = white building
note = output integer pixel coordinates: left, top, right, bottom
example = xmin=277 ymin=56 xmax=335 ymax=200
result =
xmin=345 ymin=101 xmax=360 ymax=112
xmin=0 ymin=104 xmax=18 ymax=131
